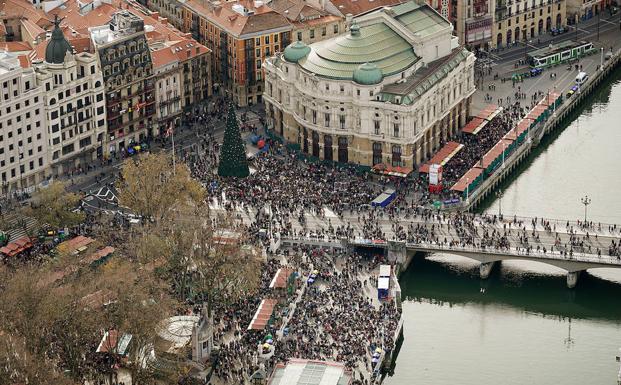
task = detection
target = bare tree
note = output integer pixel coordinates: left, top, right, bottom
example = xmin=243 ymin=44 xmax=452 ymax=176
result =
xmin=138 ymin=204 xmax=262 ymax=309
xmin=116 ymin=152 xmax=205 ymax=223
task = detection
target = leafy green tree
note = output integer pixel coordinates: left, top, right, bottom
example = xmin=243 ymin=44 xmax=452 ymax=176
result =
xmin=218 ymin=103 xmax=249 ymax=178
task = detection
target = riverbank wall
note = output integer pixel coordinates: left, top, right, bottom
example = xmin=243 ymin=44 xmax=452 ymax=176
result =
xmin=451 ymin=48 xmax=621 ymax=211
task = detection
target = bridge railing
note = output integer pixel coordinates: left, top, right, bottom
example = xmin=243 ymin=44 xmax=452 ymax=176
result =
xmin=280 ymin=236 xmax=621 ymax=265
xmin=404 ymin=240 xmax=621 ymax=266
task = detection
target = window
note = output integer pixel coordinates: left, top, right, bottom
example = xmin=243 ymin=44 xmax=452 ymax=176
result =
xmin=274 ymin=34 xmax=279 ymax=42
xmin=339 ymin=115 xmax=345 ymax=129
xmin=256 ymin=59 xmax=262 ymax=69
xmin=372 ymin=142 xmax=382 ymax=165
xmin=392 ymin=145 xmax=402 ymax=166
xmin=264 ymin=35 xmax=270 ymax=45
xmin=310 ymin=29 xmax=315 ymax=39
xmin=324 ymin=113 xmax=330 ymax=127
xmin=374 ymin=120 xmax=380 ymax=135
xmin=393 ymin=123 xmax=400 ymax=137
xmin=256 ymin=48 xmax=261 ymax=57
xmin=322 ymin=27 xmax=326 ymax=36
xmin=333 ymin=24 xmax=338 ymax=34
xmin=312 ymin=110 xmax=317 ymax=124
xmin=255 ymin=37 xmax=260 ymax=45
xmin=297 ymin=31 xmax=302 ymax=41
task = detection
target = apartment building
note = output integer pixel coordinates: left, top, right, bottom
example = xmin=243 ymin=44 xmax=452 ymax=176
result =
xmin=34 ymin=18 xmax=107 ymax=175
xmin=0 ymin=51 xmax=48 ymax=195
xmin=89 ymin=10 xmax=156 ymax=155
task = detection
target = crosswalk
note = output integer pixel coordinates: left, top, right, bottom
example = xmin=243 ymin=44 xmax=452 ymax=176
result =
xmin=2 ymin=213 xmax=38 ymax=241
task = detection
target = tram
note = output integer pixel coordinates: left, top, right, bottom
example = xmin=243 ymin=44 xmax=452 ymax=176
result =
xmin=527 ymin=41 xmax=595 ymax=69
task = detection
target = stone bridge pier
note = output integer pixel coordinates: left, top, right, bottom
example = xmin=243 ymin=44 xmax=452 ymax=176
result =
xmin=387 ymin=240 xmax=408 ymax=265
xmin=449 ymin=252 xmax=589 ymax=289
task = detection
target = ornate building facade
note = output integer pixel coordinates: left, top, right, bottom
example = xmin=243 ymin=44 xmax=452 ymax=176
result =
xmin=90 ymin=10 xmax=156 ymax=156
xmin=263 ymin=1 xmax=475 ymax=169
xmin=35 ymin=18 xmax=107 ymax=175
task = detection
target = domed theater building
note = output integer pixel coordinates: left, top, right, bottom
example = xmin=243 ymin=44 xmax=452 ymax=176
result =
xmin=263 ymin=1 xmax=475 ymax=169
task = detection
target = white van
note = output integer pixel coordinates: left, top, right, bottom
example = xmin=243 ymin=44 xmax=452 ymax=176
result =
xmin=575 ymin=71 xmax=588 ymax=84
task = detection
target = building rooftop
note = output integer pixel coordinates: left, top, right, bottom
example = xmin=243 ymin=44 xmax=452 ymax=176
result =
xmin=379 ymin=46 xmax=469 ymax=102
xmin=268 ymin=359 xmax=351 ymax=385
xmin=329 ymin=0 xmax=405 ymax=16
xmin=297 ymin=21 xmax=418 ymax=80
xmin=183 ymin=0 xmax=291 ymax=38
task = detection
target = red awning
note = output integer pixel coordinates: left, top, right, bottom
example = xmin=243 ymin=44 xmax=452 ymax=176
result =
xmin=419 ymin=141 xmax=463 ymax=173
xmin=81 ymin=246 xmax=115 ymax=265
xmin=57 ymin=235 xmax=94 ymax=254
xmin=248 ymin=299 xmax=278 ymax=330
xmin=371 ymin=164 xmax=413 ymax=178
xmin=451 ymin=167 xmax=484 ymax=192
xmin=270 ymin=268 xmax=293 ymax=289
xmin=481 ymin=139 xmax=513 ymax=168
xmin=0 ymin=236 xmax=33 ymax=257
xmin=476 ymin=104 xmax=500 ymax=120
xmin=461 ymin=117 xmax=486 ymax=134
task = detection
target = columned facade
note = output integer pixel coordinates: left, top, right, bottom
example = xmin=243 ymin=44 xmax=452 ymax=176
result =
xmin=263 ymin=3 xmax=475 ymax=171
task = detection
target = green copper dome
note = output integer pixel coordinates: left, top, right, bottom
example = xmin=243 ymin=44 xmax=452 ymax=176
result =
xmin=45 ymin=16 xmax=73 ymax=64
xmin=353 ymin=62 xmax=383 ymax=85
xmin=283 ymin=41 xmax=311 ymax=63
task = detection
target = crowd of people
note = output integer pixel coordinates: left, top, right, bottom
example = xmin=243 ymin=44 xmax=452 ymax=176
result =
xmin=440 ymin=105 xmax=524 ymax=189
xmin=205 ymin=245 xmax=401 ymax=385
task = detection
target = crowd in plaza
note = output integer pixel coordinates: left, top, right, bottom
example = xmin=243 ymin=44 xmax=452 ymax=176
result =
xmin=440 ymin=105 xmax=524 ymax=188
xmin=205 ymin=245 xmax=400 ymax=385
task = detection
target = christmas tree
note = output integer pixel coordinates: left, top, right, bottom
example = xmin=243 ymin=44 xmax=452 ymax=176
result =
xmin=218 ymin=103 xmax=250 ymax=178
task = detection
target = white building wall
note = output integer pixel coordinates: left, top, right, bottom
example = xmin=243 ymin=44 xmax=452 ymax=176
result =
xmin=35 ymin=52 xmax=108 ymax=175
xmin=0 ymin=55 xmax=49 ymax=195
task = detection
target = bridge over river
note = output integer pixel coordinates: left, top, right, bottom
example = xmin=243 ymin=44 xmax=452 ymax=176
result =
xmin=219 ymin=203 xmax=621 ymax=288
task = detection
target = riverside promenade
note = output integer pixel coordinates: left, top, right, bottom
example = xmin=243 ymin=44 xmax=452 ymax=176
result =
xmin=454 ymin=27 xmax=621 ymax=210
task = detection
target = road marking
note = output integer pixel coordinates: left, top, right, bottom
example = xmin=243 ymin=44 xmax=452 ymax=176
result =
xmin=601 ymin=19 xmax=617 ymax=25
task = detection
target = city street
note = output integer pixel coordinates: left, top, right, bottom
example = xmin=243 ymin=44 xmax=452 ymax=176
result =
xmin=472 ymin=21 xmax=621 ymax=114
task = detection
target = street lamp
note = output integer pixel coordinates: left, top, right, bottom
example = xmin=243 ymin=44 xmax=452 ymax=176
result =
xmin=466 ymin=177 xmax=470 ymax=203
xmin=581 ymin=195 xmax=591 ymax=223
xmin=616 ymin=347 xmax=621 ymax=385
xmin=496 ymin=189 xmax=503 ymax=217
xmin=601 ymin=47 xmax=604 ymax=70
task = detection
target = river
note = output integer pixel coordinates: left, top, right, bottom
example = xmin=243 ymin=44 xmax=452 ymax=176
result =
xmin=387 ymin=66 xmax=621 ymax=385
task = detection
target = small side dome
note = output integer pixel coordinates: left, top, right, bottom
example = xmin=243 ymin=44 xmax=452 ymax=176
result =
xmin=353 ymin=62 xmax=383 ymax=85
xmin=283 ymin=41 xmax=311 ymax=63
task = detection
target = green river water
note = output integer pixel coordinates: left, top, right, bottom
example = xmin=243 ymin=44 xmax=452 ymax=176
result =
xmin=387 ymin=66 xmax=621 ymax=385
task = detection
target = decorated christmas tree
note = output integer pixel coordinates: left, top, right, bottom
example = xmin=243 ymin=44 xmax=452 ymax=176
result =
xmin=218 ymin=103 xmax=250 ymax=178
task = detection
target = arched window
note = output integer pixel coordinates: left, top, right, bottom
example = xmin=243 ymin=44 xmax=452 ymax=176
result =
xmin=338 ymin=136 xmax=348 ymax=163
xmin=324 ymin=135 xmax=333 ymax=161
xmin=312 ymin=131 xmax=319 ymax=157
xmin=303 ymin=127 xmax=308 ymax=153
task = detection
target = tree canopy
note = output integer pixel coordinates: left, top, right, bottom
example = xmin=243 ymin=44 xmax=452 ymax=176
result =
xmin=28 ymin=181 xmax=85 ymax=229
xmin=117 ymin=152 xmax=205 ymax=222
